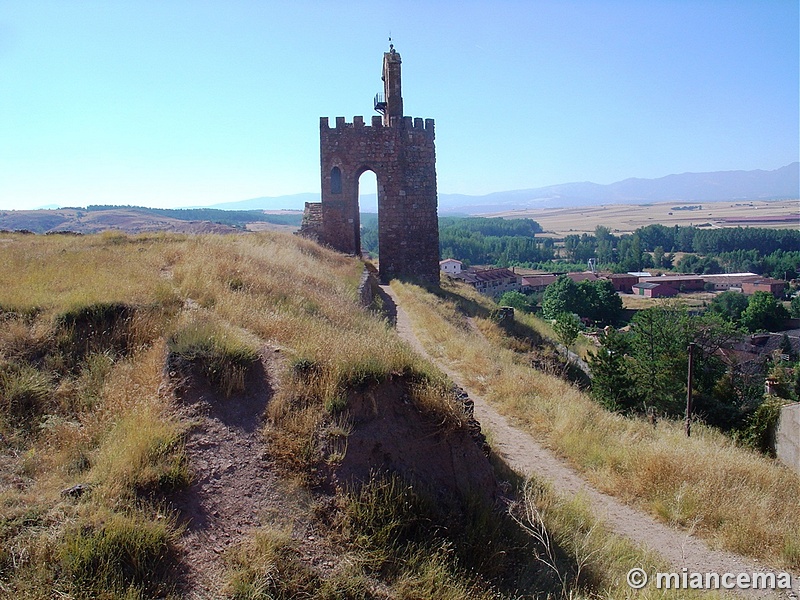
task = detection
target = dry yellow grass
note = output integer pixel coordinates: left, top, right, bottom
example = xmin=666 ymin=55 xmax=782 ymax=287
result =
xmin=0 ymin=229 xmax=764 ymax=597
xmin=0 ymin=231 xmax=179 ymax=311
xmin=513 ymin=477 xmax=727 ymax=600
xmin=392 ymin=277 xmax=800 ymax=570
xmin=0 ymin=231 xmax=473 ymax=597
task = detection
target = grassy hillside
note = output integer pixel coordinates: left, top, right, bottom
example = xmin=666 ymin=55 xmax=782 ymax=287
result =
xmin=0 ymin=231 xmax=552 ymax=598
xmin=0 ymin=230 xmax=456 ymax=597
xmin=391 ymin=278 xmax=800 ymax=570
xmin=0 ymin=230 xmax=753 ymax=599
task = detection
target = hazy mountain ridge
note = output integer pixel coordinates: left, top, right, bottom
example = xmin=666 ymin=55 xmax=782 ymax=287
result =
xmin=436 ymin=163 xmax=799 ymax=214
xmin=22 ymin=163 xmax=798 ymax=216
xmin=202 ymin=163 xmax=798 ymax=214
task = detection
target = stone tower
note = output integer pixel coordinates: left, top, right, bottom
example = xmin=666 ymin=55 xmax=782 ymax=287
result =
xmin=302 ymin=44 xmax=440 ymax=285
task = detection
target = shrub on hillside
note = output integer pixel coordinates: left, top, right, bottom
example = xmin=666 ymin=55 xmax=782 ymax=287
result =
xmin=498 ymin=290 xmax=535 ymax=313
xmin=736 ymin=396 xmax=785 ymax=456
xmin=59 ymin=511 xmax=178 ymax=598
xmin=167 ymin=317 xmax=260 ymax=397
xmin=0 ymin=362 xmax=53 ymax=431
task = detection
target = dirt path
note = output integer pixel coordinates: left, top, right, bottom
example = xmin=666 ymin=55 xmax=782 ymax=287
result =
xmin=170 ymin=351 xmax=336 ymax=598
xmin=380 ymin=284 xmax=797 ymax=599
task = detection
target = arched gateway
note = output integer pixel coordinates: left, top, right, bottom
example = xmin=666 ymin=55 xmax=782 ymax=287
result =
xmin=300 ymin=44 xmax=440 ymax=285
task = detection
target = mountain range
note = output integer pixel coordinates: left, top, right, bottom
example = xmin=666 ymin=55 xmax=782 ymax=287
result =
xmin=205 ymin=163 xmax=798 ymax=214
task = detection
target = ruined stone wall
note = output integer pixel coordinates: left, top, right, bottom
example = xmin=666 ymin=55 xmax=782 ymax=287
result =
xmin=297 ymin=201 xmax=323 ymax=240
xmin=357 ymin=267 xmax=379 ymax=308
xmin=318 ymin=115 xmax=439 ymax=285
xmin=776 ymin=402 xmax=800 ymax=475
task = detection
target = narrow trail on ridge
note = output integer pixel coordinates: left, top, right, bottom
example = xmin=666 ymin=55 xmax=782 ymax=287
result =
xmin=170 ymin=350 xmax=339 ymax=598
xmin=379 ymin=284 xmax=797 ymax=600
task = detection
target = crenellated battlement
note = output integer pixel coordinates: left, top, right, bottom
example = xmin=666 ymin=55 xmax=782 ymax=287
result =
xmin=320 ymin=115 xmax=434 ymax=135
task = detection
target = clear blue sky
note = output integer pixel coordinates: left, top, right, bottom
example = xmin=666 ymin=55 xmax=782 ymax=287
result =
xmin=1 ymin=0 xmax=798 ymax=210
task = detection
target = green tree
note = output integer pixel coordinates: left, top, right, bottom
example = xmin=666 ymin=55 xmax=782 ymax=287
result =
xmin=708 ymin=290 xmax=749 ymax=323
xmin=711 ymin=365 xmax=765 ymax=432
xmin=780 ymin=334 xmax=795 ymax=360
xmin=678 ymin=254 xmax=722 ymax=274
xmin=563 ymin=235 xmax=580 ymax=262
xmin=652 ymin=246 xmax=665 ymax=269
xmin=542 ymin=276 xmax=621 ymax=325
xmin=689 ymin=312 xmax=745 ymax=428
xmin=553 ymin=312 xmax=581 ymax=349
xmin=589 ymin=327 xmax=639 ymax=413
xmin=737 ymin=397 xmax=783 ymax=455
xmin=758 ymin=358 xmax=800 ymax=404
xmin=541 ymin=276 xmax=581 ymax=320
xmin=678 ymin=254 xmax=700 ymax=273
xmin=498 ymin=291 xmax=534 ymax=313
xmin=628 ymin=304 xmax=691 ymax=415
xmin=638 ymin=224 xmax=675 ymax=252
xmin=675 ymin=226 xmax=696 ymax=252
xmin=790 ymin=294 xmax=800 ymax=318
xmin=595 ymin=225 xmax=616 ymax=264
xmin=741 ymin=291 xmax=790 ymax=332
xmin=596 ymin=239 xmax=615 ymax=265
xmin=627 ymin=304 xmax=744 ymax=426
xmin=579 ymin=279 xmax=623 ymax=326
xmin=618 ymin=234 xmax=644 ymax=272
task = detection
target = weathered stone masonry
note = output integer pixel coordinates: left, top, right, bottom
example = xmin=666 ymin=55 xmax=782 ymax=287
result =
xmin=301 ymin=46 xmax=440 ymax=285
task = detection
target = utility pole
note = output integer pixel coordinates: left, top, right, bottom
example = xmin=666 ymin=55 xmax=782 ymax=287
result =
xmin=685 ymin=342 xmax=695 ymax=437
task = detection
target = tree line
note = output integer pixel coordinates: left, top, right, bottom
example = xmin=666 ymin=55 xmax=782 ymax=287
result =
xmin=360 ymin=216 xmax=799 ymax=280
xmin=564 ymin=224 xmax=800 ymax=278
xmin=361 ymin=216 xmax=555 ymax=265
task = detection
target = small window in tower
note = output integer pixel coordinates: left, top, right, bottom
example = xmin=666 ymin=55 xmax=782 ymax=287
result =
xmin=331 ymin=167 xmax=342 ymax=194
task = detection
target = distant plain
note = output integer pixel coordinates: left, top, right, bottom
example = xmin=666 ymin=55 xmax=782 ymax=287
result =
xmin=2 ymin=198 xmax=797 ymax=239
xmin=485 ymin=199 xmax=799 ymax=237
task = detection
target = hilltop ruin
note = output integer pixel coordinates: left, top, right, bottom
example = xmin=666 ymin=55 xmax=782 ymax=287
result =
xmin=300 ymin=44 xmax=440 ymax=284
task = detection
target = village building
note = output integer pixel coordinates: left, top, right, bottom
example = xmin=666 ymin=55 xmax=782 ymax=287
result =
xmin=720 ymin=332 xmax=800 ymax=367
xmin=567 ymin=272 xmax=599 ymax=283
xmin=632 ymin=282 xmax=678 ymax=298
xmin=700 ymin=273 xmax=760 ymax=291
xmin=519 ymin=274 xmax=558 ymax=293
xmin=608 ymin=273 xmax=639 ymax=293
xmin=741 ymin=277 xmax=787 ymax=297
xmin=439 ymin=258 xmax=463 ymax=275
xmin=519 ymin=271 xmax=600 ymax=294
xmin=638 ymin=275 xmax=705 ymax=292
xmin=451 ymin=267 xmax=520 ymax=297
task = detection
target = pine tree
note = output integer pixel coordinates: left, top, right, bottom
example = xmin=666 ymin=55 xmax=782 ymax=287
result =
xmin=588 ymin=327 xmax=639 ymax=413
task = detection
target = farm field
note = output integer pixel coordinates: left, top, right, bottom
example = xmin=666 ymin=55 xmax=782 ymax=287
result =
xmin=486 ymin=199 xmax=799 ymax=237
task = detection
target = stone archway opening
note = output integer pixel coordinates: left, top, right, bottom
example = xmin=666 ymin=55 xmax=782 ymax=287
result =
xmin=357 ymin=169 xmax=379 ymax=259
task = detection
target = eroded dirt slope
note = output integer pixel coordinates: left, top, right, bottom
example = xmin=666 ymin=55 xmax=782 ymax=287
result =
xmin=169 ymin=350 xmax=336 ymax=597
